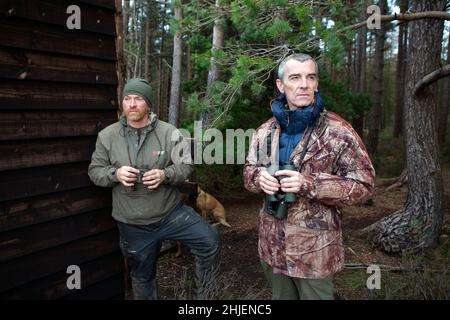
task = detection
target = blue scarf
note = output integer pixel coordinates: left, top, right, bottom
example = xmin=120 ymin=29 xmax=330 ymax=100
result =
xmin=271 ymin=91 xmax=324 ymax=165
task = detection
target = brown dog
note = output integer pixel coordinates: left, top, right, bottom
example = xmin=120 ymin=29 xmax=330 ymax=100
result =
xmin=196 ymin=187 xmax=231 ymax=228
xmin=174 ymin=187 xmax=230 ymax=257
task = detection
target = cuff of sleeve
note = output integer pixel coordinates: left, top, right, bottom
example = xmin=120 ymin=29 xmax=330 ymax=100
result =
xmin=299 ymin=174 xmax=315 ymax=196
xmin=254 ymin=167 xmax=264 ymax=191
xmin=164 ymin=167 xmax=174 ymax=185
xmin=109 ymin=167 xmax=119 ymax=183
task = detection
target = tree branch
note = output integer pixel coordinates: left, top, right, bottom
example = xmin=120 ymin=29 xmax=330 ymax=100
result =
xmin=341 ymin=11 xmax=450 ymax=32
xmin=414 ymin=64 xmax=450 ymax=96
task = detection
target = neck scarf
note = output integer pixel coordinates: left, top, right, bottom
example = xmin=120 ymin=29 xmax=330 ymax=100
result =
xmin=271 ymin=91 xmax=324 ymax=134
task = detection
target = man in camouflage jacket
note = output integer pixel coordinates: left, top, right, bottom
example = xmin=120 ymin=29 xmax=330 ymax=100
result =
xmin=243 ymin=53 xmax=375 ymax=299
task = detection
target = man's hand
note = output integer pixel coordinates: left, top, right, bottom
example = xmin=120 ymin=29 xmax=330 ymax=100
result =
xmin=142 ymin=169 xmax=165 ymax=189
xmin=258 ymin=169 xmax=280 ymax=195
xmin=275 ymin=170 xmax=307 ymax=193
xmin=116 ymin=166 xmax=139 ymax=187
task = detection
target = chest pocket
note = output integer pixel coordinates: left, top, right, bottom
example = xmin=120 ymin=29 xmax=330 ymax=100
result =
xmin=293 ymin=144 xmax=335 ymax=175
xmin=143 ymin=149 xmax=168 ymax=170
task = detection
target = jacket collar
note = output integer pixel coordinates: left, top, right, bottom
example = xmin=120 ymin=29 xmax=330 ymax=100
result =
xmin=120 ymin=111 xmax=158 ymax=134
xmin=270 ymin=91 xmax=324 ymax=135
xmin=266 ymin=110 xmax=329 ymax=166
xmin=290 ymin=110 xmax=328 ymax=164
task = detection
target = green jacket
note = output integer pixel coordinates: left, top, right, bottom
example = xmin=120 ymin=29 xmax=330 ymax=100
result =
xmin=88 ymin=112 xmax=193 ymax=225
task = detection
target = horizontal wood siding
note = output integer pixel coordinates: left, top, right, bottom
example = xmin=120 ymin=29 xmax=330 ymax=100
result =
xmin=0 ymin=47 xmax=118 ymax=84
xmin=0 ymin=17 xmax=116 ymax=60
xmin=0 ymin=0 xmax=123 ymax=299
xmin=0 ymin=111 xmax=117 ymax=141
xmin=0 ymin=0 xmax=116 ymax=36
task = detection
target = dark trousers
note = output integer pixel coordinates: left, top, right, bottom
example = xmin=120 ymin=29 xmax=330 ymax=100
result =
xmin=117 ymin=204 xmax=220 ymax=300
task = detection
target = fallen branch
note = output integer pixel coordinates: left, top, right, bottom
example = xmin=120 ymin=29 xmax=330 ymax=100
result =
xmin=344 ymin=263 xmax=450 ymax=274
xmin=385 ymin=169 xmax=408 ymax=191
xmin=344 ymin=263 xmax=403 ymax=271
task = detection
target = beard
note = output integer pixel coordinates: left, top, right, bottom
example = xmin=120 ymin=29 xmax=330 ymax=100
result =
xmin=125 ymin=108 xmax=148 ymax=122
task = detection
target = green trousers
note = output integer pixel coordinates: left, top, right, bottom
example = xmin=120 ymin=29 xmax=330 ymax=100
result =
xmin=261 ymin=260 xmax=334 ymax=300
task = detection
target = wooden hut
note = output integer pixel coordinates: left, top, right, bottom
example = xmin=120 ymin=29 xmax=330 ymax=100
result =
xmin=0 ymin=0 xmax=126 ymax=299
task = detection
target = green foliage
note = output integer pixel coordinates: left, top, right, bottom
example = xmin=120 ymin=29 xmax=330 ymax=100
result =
xmin=267 ymin=19 xmax=291 ymax=40
xmin=250 ymin=81 xmax=266 ymax=96
xmin=169 ymin=16 xmax=181 ymax=35
xmin=186 ymin=93 xmax=208 ymax=115
xmin=226 ymin=97 xmax=272 ymax=129
xmin=183 ymin=93 xmax=209 ymax=131
xmin=178 ymin=0 xmax=372 ymax=191
xmin=328 ymin=0 xmax=344 ymax=16
xmin=188 ymin=34 xmax=211 ymax=52
xmin=181 ymin=0 xmax=368 ymax=140
xmin=293 ymin=5 xmax=313 ymax=35
xmin=322 ymin=30 xmax=345 ymax=67
xmin=319 ymin=74 xmax=371 ymax=119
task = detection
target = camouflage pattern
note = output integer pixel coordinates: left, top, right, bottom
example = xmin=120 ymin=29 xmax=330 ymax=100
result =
xmin=243 ymin=111 xmax=375 ymax=279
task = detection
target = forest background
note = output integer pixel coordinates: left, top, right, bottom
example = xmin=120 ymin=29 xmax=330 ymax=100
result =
xmin=119 ymin=0 xmax=450 ymax=299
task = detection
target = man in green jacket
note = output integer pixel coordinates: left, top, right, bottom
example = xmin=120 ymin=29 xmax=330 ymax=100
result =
xmin=88 ymin=78 xmax=220 ymax=300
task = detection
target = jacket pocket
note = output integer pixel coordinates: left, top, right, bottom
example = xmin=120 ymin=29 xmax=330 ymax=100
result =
xmin=284 ymin=224 xmax=343 ymax=278
xmin=258 ymin=211 xmax=286 ymax=267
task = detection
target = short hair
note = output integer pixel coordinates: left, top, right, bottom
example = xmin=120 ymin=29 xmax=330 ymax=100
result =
xmin=277 ymin=53 xmax=319 ymax=80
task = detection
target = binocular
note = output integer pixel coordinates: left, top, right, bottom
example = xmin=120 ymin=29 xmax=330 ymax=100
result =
xmin=265 ymin=163 xmax=296 ymax=220
xmin=124 ymin=168 xmax=149 ymax=193
xmin=135 ymin=169 xmax=147 ymax=184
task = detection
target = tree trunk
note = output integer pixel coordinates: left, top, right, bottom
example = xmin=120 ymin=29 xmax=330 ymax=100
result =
xmin=206 ymin=0 xmax=225 ymax=92
xmin=202 ymin=0 xmax=225 ymax=127
xmin=168 ymin=2 xmax=183 ymax=126
xmin=344 ymin=0 xmax=354 ymax=89
xmin=123 ymin=0 xmax=131 ymax=79
xmin=352 ymin=0 xmax=368 ymax=137
xmin=346 ymin=40 xmax=353 ymax=90
xmin=393 ymin=0 xmax=408 ymax=138
xmin=438 ymin=28 xmax=450 ymax=149
xmin=367 ymin=0 xmax=387 ymax=157
xmin=131 ymin=1 xmax=139 ymax=77
xmin=273 ymin=7 xmax=287 ymax=95
xmin=144 ymin=18 xmax=150 ymax=80
xmin=187 ymin=44 xmax=192 ymax=82
xmin=157 ymin=0 xmax=167 ymax=120
xmin=123 ymin=0 xmax=130 ymax=37
xmin=360 ymin=0 xmax=445 ymax=254
xmin=160 ymin=64 xmax=168 ymax=122
xmin=144 ymin=0 xmax=159 ymax=82
xmin=136 ymin=5 xmax=143 ymax=78
xmin=115 ymin=0 xmax=126 ymax=114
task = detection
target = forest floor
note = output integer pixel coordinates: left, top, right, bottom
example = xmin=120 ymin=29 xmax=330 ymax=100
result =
xmin=148 ymin=165 xmax=450 ymax=300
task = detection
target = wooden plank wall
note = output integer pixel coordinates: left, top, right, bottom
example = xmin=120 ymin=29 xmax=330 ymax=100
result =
xmin=0 ymin=0 xmax=124 ymax=299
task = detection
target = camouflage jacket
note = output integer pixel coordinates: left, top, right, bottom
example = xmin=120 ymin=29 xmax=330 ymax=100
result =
xmin=243 ymin=110 xmax=375 ymax=279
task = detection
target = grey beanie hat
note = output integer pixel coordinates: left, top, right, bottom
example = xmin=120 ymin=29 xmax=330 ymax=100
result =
xmin=123 ymin=78 xmax=153 ymax=107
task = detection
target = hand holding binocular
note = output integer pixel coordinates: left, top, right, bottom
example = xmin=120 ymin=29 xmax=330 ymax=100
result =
xmin=265 ymin=163 xmax=297 ymax=220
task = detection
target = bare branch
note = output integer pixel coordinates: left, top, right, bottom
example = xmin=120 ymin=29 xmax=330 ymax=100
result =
xmin=414 ymin=64 xmax=450 ymax=96
xmin=341 ymin=11 xmax=450 ymax=32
